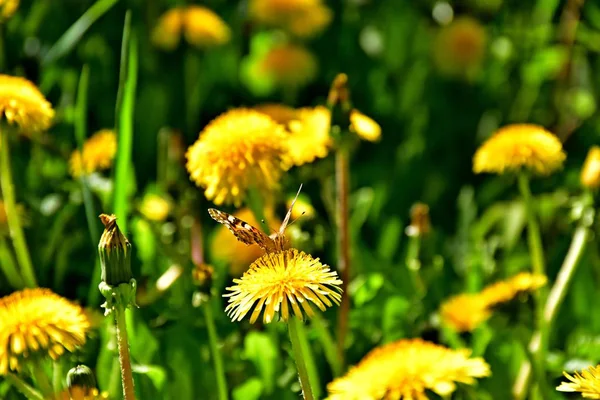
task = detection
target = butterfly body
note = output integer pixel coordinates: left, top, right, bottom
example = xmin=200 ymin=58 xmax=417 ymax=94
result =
xmin=208 ymin=185 xmax=302 ymax=254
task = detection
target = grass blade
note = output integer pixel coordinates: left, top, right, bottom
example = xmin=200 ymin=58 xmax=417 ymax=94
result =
xmin=43 ymin=0 xmax=119 ymax=65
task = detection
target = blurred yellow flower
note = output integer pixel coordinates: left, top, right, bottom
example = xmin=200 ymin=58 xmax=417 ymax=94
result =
xmin=139 ymin=194 xmax=170 ymax=222
xmin=557 ymin=365 xmax=600 ymax=398
xmin=286 ymin=195 xmax=315 ymax=220
xmin=211 ymin=208 xmax=279 ymax=276
xmin=326 ymin=338 xmax=490 ymax=400
xmin=186 ymin=109 xmax=290 ymax=206
xmin=152 ymin=6 xmax=230 ymax=51
xmin=0 ymin=288 xmax=90 ymax=375
xmin=70 ymin=129 xmax=117 ymax=177
xmin=434 ymin=17 xmax=487 ymax=77
xmin=0 ymin=0 xmax=18 ymax=20
xmin=0 ymin=74 xmax=54 ymax=135
xmin=440 ymin=272 xmax=547 ymax=332
xmin=224 ymin=248 xmax=342 ymax=323
xmin=440 ymin=294 xmax=491 ymax=332
xmin=287 ymin=106 xmax=331 ymax=165
xmin=249 ymin=0 xmax=332 ymax=38
xmin=479 ymin=272 xmax=547 ymax=306
xmin=260 ymin=44 xmax=317 ymax=88
xmin=254 ymin=103 xmax=298 ymax=124
xmin=350 ymin=109 xmax=381 ymax=142
xmin=58 ymin=388 xmax=109 ymax=400
xmin=184 ymin=6 xmax=231 ymax=48
xmin=151 ymin=8 xmax=184 ymax=51
xmin=473 ymin=124 xmax=565 ymax=175
xmin=581 ymin=147 xmax=600 ymax=189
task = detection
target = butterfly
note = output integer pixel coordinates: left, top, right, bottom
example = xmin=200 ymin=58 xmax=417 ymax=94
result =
xmin=208 ymin=185 xmax=303 ymax=253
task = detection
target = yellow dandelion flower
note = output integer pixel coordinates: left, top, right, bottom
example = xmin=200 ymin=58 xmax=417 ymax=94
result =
xmin=184 ymin=6 xmax=231 ymax=48
xmin=186 ymin=109 xmax=290 ymax=206
xmin=433 ymin=17 xmax=487 ymax=77
xmin=473 ymin=124 xmax=566 ymax=175
xmin=249 ymin=0 xmax=332 ymax=38
xmin=350 ymin=109 xmax=381 ymax=142
xmin=211 ymin=208 xmax=280 ymax=276
xmin=440 ymin=272 xmax=547 ymax=332
xmin=0 ymin=288 xmax=90 ymax=375
xmin=139 ymin=194 xmax=170 ymax=222
xmin=479 ymin=272 xmax=547 ymax=306
xmin=151 ymin=8 xmax=184 ymax=51
xmin=224 ymin=248 xmax=342 ymax=324
xmin=254 ymin=103 xmax=298 ymax=125
xmin=581 ymin=147 xmax=600 ymax=189
xmin=326 ymin=338 xmax=490 ymax=400
xmin=260 ymin=44 xmax=318 ymax=88
xmin=0 ymin=74 xmax=54 ymax=135
xmin=287 ymin=106 xmax=331 ymax=166
xmin=0 ymin=0 xmax=18 ymax=20
xmin=152 ymin=6 xmax=230 ymax=51
xmin=69 ymin=129 xmax=117 ymax=178
xmin=557 ymin=365 xmax=600 ymax=398
xmin=440 ymin=294 xmax=491 ymax=332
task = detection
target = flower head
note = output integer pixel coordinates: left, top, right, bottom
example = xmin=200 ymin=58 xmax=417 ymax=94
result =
xmin=434 ymin=17 xmax=487 ymax=77
xmin=184 ymin=6 xmax=231 ymax=48
xmin=139 ymin=194 xmax=170 ymax=222
xmin=186 ymin=109 xmax=290 ymax=206
xmin=557 ymin=365 xmax=600 ymax=398
xmin=249 ymin=0 xmax=332 ymax=38
xmin=260 ymin=44 xmax=318 ymax=88
xmin=0 ymin=74 xmax=54 ymax=135
xmin=98 ymin=214 xmax=132 ymax=286
xmin=350 ymin=109 xmax=381 ymax=142
xmin=287 ymin=106 xmax=331 ymax=165
xmin=440 ymin=272 xmax=547 ymax=332
xmin=581 ymin=147 xmax=600 ymax=189
xmin=0 ymin=0 xmax=19 ymax=20
xmin=211 ymin=208 xmax=279 ymax=276
xmin=152 ymin=6 xmax=230 ymax=50
xmin=70 ymin=129 xmax=117 ymax=177
xmin=473 ymin=124 xmax=565 ymax=175
xmin=0 ymin=288 xmax=90 ymax=375
xmin=326 ymin=338 xmax=490 ymax=400
xmin=224 ymin=249 xmax=342 ymax=324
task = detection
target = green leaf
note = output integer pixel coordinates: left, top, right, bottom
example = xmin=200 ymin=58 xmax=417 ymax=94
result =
xmin=350 ymin=273 xmax=385 ymax=306
xmin=243 ymin=331 xmax=278 ymax=394
xmin=232 ymin=378 xmax=263 ymax=400
xmin=131 ymin=365 xmax=167 ymax=391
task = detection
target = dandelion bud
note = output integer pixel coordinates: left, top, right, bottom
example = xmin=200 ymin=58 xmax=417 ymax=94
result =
xmin=98 ymin=214 xmax=132 ymax=286
xmin=67 ymin=365 xmax=97 ymax=399
xmin=581 ymin=147 xmax=600 ymax=189
xmin=406 ymin=203 xmax=431 ymax=237
xmin=327 ymin=73 xmax=350 ymax=110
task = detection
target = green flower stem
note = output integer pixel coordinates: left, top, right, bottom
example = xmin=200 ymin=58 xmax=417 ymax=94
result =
xmin=311 ymin=313 xmax=343 ymax=377
xmin=295 ymin=318 xmax=322 ymax=399
xmin=335 ymin=145 xmax=351 ymax=367
xmin=203 ymin=300 xmax=229 ymax=400
xmin=288 ymin=317 xmax=316 ymax=400
xmin=115 ymin=306 xmax=136 ymax=400
xmin=405 ymin=235 xmax=425 ymax=298
xmin=516 ymin=172 xmax=549 ymax=399
xmin=0 ymin=236 xmax=24 ymax=288
xmin=513 ymin=200 xmax=593 ymax=399
xmin=5 ymin=373 xmax=44 ymax=400
xmin=0 ymin=126 xmax=37 ymax=288
xmin=31 ymin=362 xmax=53 ymax=399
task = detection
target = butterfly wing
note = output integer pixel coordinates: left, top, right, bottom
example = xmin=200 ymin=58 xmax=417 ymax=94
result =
xmin=279 ymin=184 xmax=303 ymax=234
xmin=208 ymin=208 xmax=275 ymax=252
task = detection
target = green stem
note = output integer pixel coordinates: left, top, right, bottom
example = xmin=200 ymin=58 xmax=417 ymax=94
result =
xmin=405 ymin=235 xmax=425 ymax=297
xmin=0 ymin=236 xmax=25 ymax=288
xmin=513 ymin=203 xmax=593 ymax=399
xmin=203 ymin=301 xmax=229 ymax=400
xmin=0 ymin=126 xmax=37 ymax=287
xmin=5 ymin=373 xmax=44 ymax=400
xmin=311 ymin=313 xmax=343 ymax=377
xmin=115 ymin=307 xmax=136 ymax=400
xmin=295 ymin=319 xmax=321 ymax=399
xmin=31 ymin=362 xmax=54 ymax=399
xmin=335 ymin=146 xmax=351 ymax=367
xmin=288 ymin=317 xmax=316 ymax=400
xmin=516 ymin=172 xmax=549 ymax=399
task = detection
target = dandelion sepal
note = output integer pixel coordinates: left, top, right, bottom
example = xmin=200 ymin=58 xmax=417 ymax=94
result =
xmin=99 ymin=280 xmax=137 ymax=317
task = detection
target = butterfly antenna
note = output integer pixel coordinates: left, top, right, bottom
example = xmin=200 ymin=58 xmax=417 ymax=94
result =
xmin=280 ymin=184 xmax=303 ymax=233
xmin=288 ymin=211 xmax=306 ymax=228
